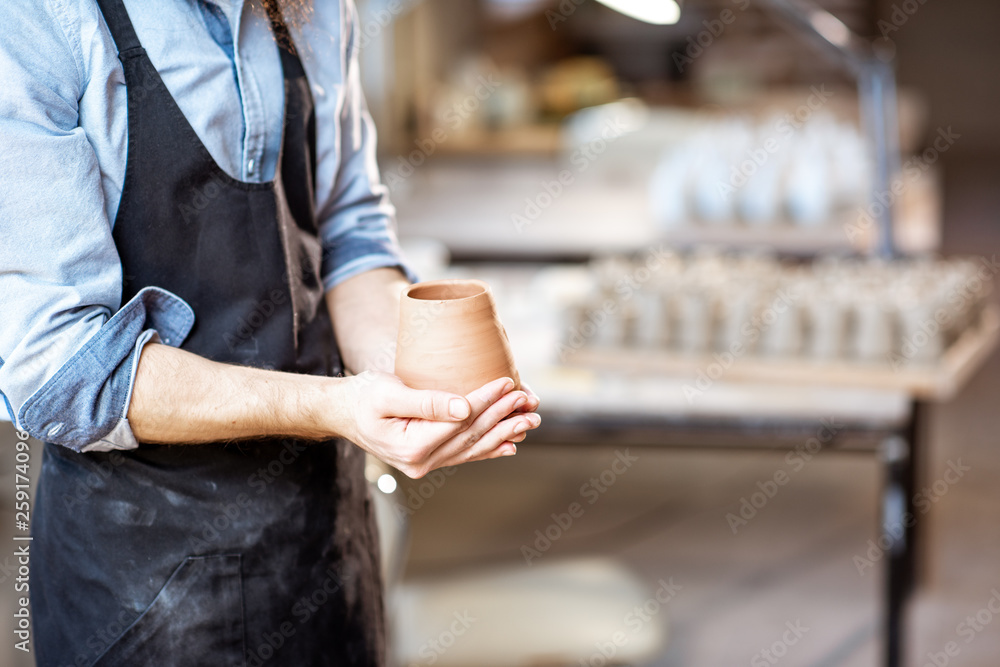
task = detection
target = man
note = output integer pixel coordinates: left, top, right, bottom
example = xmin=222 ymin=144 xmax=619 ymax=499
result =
xmin=0 ymin=1 xmax=540 ymax=664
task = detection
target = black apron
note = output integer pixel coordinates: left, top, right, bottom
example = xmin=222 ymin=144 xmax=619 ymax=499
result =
xmin=30 ymin=2 xmax=385 ymax=665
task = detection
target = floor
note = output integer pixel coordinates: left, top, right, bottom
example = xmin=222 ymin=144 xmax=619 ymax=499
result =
xmin=0 ymin=157 xmax=997 ymax=666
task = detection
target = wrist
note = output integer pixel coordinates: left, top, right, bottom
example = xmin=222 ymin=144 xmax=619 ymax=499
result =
xmin=315 ymin=375 xmax=357 ymax=442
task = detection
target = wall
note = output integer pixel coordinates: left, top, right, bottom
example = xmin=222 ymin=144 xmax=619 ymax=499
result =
xmin=880 ymin=0 xmax=1000 ymax=155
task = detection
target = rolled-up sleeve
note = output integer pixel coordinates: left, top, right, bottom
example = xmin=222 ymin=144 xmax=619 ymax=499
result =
xmin=0 ymin=4 xmax=193 ymax=452
xmin=309 ymin=1 xmax=418 ymax=290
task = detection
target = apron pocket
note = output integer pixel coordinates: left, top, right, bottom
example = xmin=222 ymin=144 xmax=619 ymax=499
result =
xmin=92 ymin=554 xmax=245 ymax=667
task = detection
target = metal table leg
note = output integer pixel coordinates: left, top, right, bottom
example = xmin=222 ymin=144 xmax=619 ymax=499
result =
xmin=882 ymin=401 xmax=923 ymax=667
xmin=881 ymin=434 xmax=909 ymax=667
xmin=902 ymin=401 xmax=926 ymax=596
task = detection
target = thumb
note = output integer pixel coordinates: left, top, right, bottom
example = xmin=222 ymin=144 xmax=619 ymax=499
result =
xmin=385 ymin=382 xmax=471 ymax=422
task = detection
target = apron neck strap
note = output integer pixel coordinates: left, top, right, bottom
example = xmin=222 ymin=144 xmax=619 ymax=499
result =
xmin=95 ymin=0 xmax=143 ymax=56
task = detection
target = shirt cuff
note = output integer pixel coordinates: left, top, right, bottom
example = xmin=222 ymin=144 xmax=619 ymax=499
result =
xmin=79 ymin=328 xmax=158 ymax=452
xmin=18 ymin=287 xmax=194 ymax=452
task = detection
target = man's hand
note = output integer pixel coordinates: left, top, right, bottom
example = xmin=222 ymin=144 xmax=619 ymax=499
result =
xmin=343 ymin=372 xmax=541 ymax=479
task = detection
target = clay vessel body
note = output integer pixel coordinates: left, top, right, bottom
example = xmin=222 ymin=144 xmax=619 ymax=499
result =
xmin=395 ymin=279 xmax=520 ymax=395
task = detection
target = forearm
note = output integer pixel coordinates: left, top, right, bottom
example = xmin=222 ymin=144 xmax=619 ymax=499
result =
xmin=326 ymin=267 xmax=409 ymax=374
xmin=126 ymin=342 xmax=350 ymax=444
xmin=125 ymin=268 xmax=408 ymax=445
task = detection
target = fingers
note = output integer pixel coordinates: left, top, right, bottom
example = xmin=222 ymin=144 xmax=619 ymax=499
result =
xmin=380 ymin=375 xmax=518 ymax=424
xmin=455 ymin=412 xmax=541 ymax=464
xmin=394 ymin=409 xmax=539 ymax=478
xmin=430 ymin=406 xmax=541 ymax=470
xmin=465 ymin=377 xmax=517 ymax=417
xmin=421 ymin=388 xmax=526 ymax=469
xmin=377 ymin=376 xmax=471 ymax=422
xmin=420 ymin=376 xmax=519 ymax=443
xmin=487 ymin=442 xmax=517 ymax=459
xmin=476 ymin=413 xmax=537 ymax=452
xmin=512 ymin=381 xmax=540 ymax=414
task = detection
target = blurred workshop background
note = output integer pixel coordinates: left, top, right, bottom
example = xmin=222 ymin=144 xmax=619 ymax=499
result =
xmin=3 ymin=0 xmax=1000 ymax=666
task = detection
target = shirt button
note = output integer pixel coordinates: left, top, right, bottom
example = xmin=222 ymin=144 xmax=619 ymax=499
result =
xmin=47 ymin=423 xmax=64 ymax=437
xmin=248 ymin=159 xmax=256 ymax=174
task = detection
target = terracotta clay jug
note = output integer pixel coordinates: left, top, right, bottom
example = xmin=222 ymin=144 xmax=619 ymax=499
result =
xmin=394 ymin=279 xmax=521 ymax=395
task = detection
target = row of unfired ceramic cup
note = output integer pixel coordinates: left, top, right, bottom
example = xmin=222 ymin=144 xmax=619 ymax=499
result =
xmin=564 ymin=252 xmax=993 ymax=364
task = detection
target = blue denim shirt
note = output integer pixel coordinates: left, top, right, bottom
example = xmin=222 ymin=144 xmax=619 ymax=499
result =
xmin=0 ymin=0 xmax=415 ymax=452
